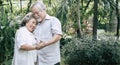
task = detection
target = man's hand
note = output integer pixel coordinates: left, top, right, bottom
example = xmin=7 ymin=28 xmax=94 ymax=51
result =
xmin=36 ymin=41 xmax=47 ymax=50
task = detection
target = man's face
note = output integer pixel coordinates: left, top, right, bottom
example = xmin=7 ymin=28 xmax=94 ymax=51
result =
xmin=31 ymin=6 xmax=42 ymax=22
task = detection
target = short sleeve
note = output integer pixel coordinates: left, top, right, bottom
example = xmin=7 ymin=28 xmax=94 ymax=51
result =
xmin=51 ymin=17 xmax=62 ymax=35
xmin=15 ymin=30 xmax=27 ymax=49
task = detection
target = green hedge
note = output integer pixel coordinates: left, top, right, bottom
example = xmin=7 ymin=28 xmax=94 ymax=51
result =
xmin=61 ymin=37 xmax=120 ymax=65
xmin=0 ymin=25 xmax=17 ymax=65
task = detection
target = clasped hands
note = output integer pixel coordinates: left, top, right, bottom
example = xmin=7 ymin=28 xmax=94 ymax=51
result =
xmin=35 ymin=41 xmax=48 ymax=50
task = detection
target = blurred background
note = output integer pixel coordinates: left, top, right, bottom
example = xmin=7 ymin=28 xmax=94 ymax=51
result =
xmin=0 ymin=0 xmax=120 ymax=65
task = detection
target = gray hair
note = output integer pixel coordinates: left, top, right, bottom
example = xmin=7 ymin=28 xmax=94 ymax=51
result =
xmin=21 ymin=12 xmax=35 ymax=26
xmin=31 ymin=1 xmax=46 ymax=11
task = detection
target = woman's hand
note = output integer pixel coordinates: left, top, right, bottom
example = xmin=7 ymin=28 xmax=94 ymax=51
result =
xmin=36 ymin=41 xmax=48 ymax=50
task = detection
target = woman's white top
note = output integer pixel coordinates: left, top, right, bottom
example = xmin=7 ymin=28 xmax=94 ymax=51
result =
xmin=12 ymin=27 xmax=37 ymax=65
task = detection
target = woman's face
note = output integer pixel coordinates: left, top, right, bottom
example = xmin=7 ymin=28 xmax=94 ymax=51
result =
xmin=26 ymin=18 xmax=37 ymax=32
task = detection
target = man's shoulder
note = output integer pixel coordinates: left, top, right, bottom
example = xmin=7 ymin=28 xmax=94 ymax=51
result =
xmin=46 ymin=14 xmax=57 ymax=19
xmin=49 ymin=16 xmax=59 ymax=22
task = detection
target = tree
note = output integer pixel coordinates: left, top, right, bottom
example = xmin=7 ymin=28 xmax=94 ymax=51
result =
xmin=77 ymin=0 xmax=83 ymax=37
xmin=56 ymin=0 xmax=83 ymax=37
xmin=20 ymin=0 xmax=22 ymax=13
xmin=93 ymin=0 xmax=98 ymax=41
xmin=9 ymin=0 xmax=13 ymax=13
xmin=26 ymin=0 xmax=32 ymax=13
xmin=115 ymin=0 xmax=120 ymax=40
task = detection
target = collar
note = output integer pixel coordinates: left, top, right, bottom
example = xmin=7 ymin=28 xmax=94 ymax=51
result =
xmin=44 ymin=14 xmax=51 ymax=20
xmin=38 ymin=14 xmax=51 ymax=24
xmin=22 ymin=26 xmax=33 ymax=35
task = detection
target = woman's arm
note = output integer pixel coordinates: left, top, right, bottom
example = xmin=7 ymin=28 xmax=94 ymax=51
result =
xmin=20 ymin=44 xmax=36 ymax=51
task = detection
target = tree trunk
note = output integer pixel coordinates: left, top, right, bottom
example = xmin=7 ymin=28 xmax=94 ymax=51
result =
xmin=84 ymin=0 xmax=92 ymax=12
xmin=77 ymin=0 xmax=83 ymax=38
xmin=116 ymin=0 xmax=120 ymax=40
xmin=93 ymin=0 xmax=98 ymax=41
xmin=26 ymin=0 xmax=32 ymax=13
xmin=9 ymin=0 xmax=13 ymax=13
xmin=20 ymin=0 xmax=22 ymax=13
xmin=109 ymin=11 xmax=117 ymax=32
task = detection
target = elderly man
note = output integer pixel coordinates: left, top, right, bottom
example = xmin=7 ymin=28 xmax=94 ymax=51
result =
xmin=31 ymin=1 xmax=62 ymax=65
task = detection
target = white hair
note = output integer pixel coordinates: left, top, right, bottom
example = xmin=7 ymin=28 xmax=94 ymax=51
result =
xmin=21 ymin=12 xmax=34 ymax=26
xmin=31 ymin=1 xmax=46 ymax=11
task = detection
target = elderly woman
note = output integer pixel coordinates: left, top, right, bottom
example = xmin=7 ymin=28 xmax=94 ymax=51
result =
xmin=12 ymin=12 xmax=39 ymax=65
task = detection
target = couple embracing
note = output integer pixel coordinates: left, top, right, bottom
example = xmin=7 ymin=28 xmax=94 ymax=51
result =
xmin=12 ymin=1 xmax=62 ymax=65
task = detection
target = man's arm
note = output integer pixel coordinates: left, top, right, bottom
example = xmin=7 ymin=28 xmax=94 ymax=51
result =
xmin=46 ymin=34 xmax=62 ymax=46
xmin=36 ymin=34 xmax=62 ymax=50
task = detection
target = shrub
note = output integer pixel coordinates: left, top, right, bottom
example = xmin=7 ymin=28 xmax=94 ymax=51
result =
xmin=0 ymin=24 xmax=18 ymax=64
xmin=60 ymin=38 xmax=72 ymax=49
xmin=61 ymin=37 xmax=120 ymax=65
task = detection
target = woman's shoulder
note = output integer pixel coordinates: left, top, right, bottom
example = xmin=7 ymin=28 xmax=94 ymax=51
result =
xmin=15 ymin=27 xmax=28 ymax=38
xmin=17 ymin=26 xmax=25 ymax=31
xmin=16 ymin=27 xmax=27 ymax=34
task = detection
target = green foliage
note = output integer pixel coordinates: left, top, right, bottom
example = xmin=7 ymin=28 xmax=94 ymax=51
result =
xmin=0 ymin=0 xmax=119 ymax=65
xmin=60 ymin=37 xmax=72 ymax=49
xmin=61 ymin=37 xmax=120 ymax=65
xmin=0 ymin=0 xmax=3 ymax=5
xmin=0 ymin=21 xmax=17 ymax=65
xmin=0 ymin=4 xmax=19 ymax=65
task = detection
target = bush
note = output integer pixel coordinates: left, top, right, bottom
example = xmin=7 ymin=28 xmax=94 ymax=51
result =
xmin=0 ymin=25 xmax=17 ymax=65
xmin=60 ymin=38 xmax=72 ymax=49
xmin=61 ymin=37 xmax=120 ymax=65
